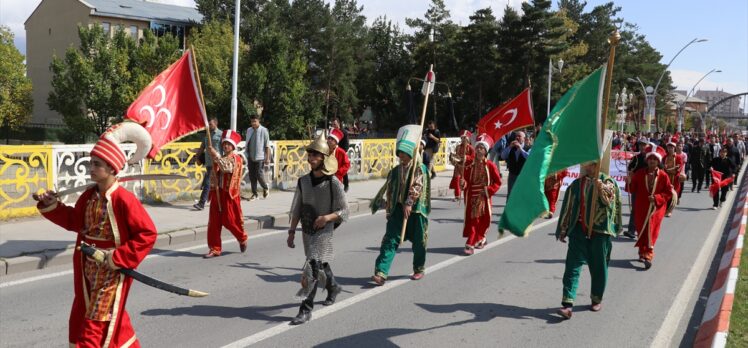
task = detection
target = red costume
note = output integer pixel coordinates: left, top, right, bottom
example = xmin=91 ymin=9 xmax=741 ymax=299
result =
xmin=462 ymin=134 xmax=501 ymax=250
xmin=627 ymin=166 xmax=673 ymax=261
xmin=663 ymin=152 xmax=684 ymax=207
xmin=544 ymin=168 xmax=569 ymax=214
xmin=206 ymin=130 xmax=248 ymax=256
xmin=37 ymin=122 xmax=157 ymax=347
xmin=332 ymin=146 xmax=350 ymax=183
xmin=449 ymin=130 xmax=475 ymax=199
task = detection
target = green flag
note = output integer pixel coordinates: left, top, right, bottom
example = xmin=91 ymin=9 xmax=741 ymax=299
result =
xmin=498 ymin=66 xmax=607 ymax=237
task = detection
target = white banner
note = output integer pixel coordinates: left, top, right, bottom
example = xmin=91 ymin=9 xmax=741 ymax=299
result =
xmin=560 ymin=151 xmax=634 ymax=196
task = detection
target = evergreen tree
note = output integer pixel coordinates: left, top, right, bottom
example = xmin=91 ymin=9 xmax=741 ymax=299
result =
xmin=0 ymin=26 xmax=33 ymax=131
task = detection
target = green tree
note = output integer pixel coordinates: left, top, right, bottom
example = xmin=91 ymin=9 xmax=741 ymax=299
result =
xmin=0 ymin=26 xmax=33 ymax=131
xmin=456 ymin=8 xmax=500 ymax=124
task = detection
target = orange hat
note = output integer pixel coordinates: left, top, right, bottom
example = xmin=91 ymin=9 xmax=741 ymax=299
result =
xmin=90 ymin=122 xmax=152 ymax=174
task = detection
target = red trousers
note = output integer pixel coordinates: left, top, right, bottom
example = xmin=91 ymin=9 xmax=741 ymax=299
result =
xmin=449 ymin=174 xmax=462 ymax=198
xmin=545 ymin=187 xmax=561 ymax=214
xmin=207 ymin=190 xmax=247 ymax=254
xmin=464 ymin=214 xmax=490 ymax=246
xmin=71 ymin=311 xmax=139 ymax=347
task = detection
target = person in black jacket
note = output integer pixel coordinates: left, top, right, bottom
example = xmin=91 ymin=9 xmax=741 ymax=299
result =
xmin=689 ymin=138 xmax=708 ymax=193
xmin=711 ymin=148 xmax=735 ymax=209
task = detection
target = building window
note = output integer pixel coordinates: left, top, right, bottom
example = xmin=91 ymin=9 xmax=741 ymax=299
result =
xmin=150 ymin=22 xmax=185 ymax=49
xmin=102 ymin=22 xmax=111 ymax=36
xmin=130 ymin=25 xmax=138 ymax=38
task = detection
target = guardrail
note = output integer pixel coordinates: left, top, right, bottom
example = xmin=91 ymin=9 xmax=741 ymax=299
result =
xmin=0 ymin=137 xmax=460 ymax=220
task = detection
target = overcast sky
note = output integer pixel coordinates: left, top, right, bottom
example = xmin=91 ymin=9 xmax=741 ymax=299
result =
xmin=2 ymin=0 xmax=746 ymax=103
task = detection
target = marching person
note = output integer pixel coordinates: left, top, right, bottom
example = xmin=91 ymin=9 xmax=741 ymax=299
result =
xmin=287 ymin=132 xmax=349 ymax=325
xmin=663 ymin=141 xmax=684 ymax=216
xmin=35 ymin=122 xmax=158 ymax=347
xmin=203 ymin=130 xmax=249 ymax=258
xmin=623 ymin=137 xmax=649 ymax=239
xmin=555 ymin=161 xmax=622 ymax=320
xmin=627 ymin=151 xmax=674 ymax=270
xmin=327 ymin=128 xmax=351 ymax=185
xmin=245 ymin=114 xmax=271 ymax=200
xmin=545 ymin=168 xmax=569 ymax=218
xmin=371 ymin=125 xmax=431 ymax=285
xmin=689 ymin=138 xmax=708 ymax=193
xmin=461 ymin=134 xmax=501 ymax=255
xmin=710 ymin=148 xmax=736 ymax=209
xmin=449 ymin=130 xmax=475 ymax=201
xmin=331 ymin=117 xmax=351 ymax=191
xmin=194 ymin=117 xmax=222 ymax=210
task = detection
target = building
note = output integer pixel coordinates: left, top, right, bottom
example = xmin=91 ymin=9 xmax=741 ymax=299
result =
xmin=694 ymin=89 xmax=741 ymax=116
xmin=669 ymin=91 xmax=707 ymax=115
xmin=25 ymin=0 xmax=202 ymax=126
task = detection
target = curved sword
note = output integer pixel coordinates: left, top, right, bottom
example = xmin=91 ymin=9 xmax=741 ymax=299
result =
xmin=79 ymin=242 xmax=208 ymax=298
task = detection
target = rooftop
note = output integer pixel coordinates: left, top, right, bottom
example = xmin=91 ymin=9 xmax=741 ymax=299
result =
xmin=81 ymin=0 xmax=202 ymax=24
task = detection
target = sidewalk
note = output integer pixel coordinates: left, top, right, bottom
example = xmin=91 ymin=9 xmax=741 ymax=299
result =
xmin=0 ymin=175 xmax=453 ymax=276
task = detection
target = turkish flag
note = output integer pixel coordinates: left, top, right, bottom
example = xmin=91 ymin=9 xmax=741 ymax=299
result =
xmin=125 ymin=50 xmax=208 ymax=158
xmin=477 ymin=88 xmax=534 ymax=142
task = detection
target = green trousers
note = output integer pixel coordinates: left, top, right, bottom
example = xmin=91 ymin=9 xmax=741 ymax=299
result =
xmin=374 ymin=205 xmax=428 ymax=279
xmin=562 ymin=226 xmax=612 ymax=306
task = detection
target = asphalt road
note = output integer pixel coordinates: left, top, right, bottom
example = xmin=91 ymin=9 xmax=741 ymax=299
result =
xmin=0 ymin=181 xmax=734 ymax=347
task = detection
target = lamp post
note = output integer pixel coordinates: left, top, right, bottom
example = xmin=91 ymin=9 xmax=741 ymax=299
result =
xmin=229 ymin=0 xmax=241 ymax=131
xmin=546 ymin=58 xmax=564 ymax=117
xmin=628 ymin=38 xmax=707 ymax=133
xmin=614 ymin=88 xmax=634 ymax=132
xmin=677 ymin=68 xmax=721 ymax=133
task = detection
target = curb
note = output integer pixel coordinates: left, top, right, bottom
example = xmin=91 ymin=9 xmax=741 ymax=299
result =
xmin=0 ymin=184 xmax=451 ymax=277
xmin=695 ymin=171 xmax=748 ymax=348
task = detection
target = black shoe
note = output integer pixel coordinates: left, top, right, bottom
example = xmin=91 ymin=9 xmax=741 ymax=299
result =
xmin=643 ymin=260 xmax=652 ymax=270
xmin=323 ymin=285 xmax=342 ymax=306
xmin=291 ymin=309 xmax=311 ymax=325
xmin=623 ymin=231 xmax=636 ymax=239
xmin=193 ymin=203 xmax=204 ymax=210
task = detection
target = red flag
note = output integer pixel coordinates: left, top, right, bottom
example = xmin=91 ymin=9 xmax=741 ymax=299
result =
xmin=125 ymin=50 xmax=207 ymax=158
xmin=421 ymin=68 xmax=435 ymax=96
xmin=709 ymin=169 xmax=733 ymax=197
xmin=477 ymin=88 xmax=534 ymax=142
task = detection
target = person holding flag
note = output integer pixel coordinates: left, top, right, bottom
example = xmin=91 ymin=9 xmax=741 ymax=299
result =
xmin=555 ymin=160 xmax=622 ymax=319
xmin=370 ymin=125 xmax=431 ymax=285
xmin=448 ymin=130 xmax=475 ymax=201
xmin=461 ymin=134 xmax=501 ymax=255
xmin=203 ymin=130 xmax=249 ymax=258
xmin=627 ymin=150 xmax=674 ymax=270
xmin=710 ymin=148 xmax=736 ymax=209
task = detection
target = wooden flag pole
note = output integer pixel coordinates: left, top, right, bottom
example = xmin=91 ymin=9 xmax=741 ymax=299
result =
xmin=400 ymin=65 xmax=434 ymax=244
xmin=190 ymin=45 xmax=212 ymax=149
xmin=586 ymin=30 xmax=620 ymax=238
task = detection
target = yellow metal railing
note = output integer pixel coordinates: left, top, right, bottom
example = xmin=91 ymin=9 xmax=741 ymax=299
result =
xmin=0 ymin=145 xmax=54 ymax=220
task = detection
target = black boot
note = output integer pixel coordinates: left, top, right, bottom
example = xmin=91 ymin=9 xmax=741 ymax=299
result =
xmin=322 ymin=263 xmax=342 ymax=306
xmin=291 ymin=261 xmax=319 ymax=325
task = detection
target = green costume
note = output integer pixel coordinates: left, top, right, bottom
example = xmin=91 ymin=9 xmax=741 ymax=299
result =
xmin=371 ymin=161 xmax=431 ymax=278
xmin=555 ymin=172 xmax=622 ymax=306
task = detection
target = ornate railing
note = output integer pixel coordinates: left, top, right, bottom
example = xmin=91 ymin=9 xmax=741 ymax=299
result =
xmin=0 ymin=137 xmax=457 ymax=220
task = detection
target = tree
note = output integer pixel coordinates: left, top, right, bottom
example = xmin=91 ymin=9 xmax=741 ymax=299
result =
xmin=0 ymin=26 xmax=33 ymax=131
xmin=456 ymin=8 xmax=500 ymax=125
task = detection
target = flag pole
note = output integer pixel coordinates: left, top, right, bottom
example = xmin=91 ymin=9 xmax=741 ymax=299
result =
xmin=400 ymin=65 xmax=434 ymax=244
xmin=190 ymin=45 xmax=212 ymax=150
xmin=586 ymin=29 xmax=620 ymax=238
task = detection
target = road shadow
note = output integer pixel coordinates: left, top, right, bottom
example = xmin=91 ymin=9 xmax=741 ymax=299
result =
xmin=425 ymin=246 xmax=466 ymax=256
xmin=416 ymin=302 xmax=565 ymax=325
xmin=150 ymin=248 xmax=204 ymax=258
xmin=229 ymin=262 xmax=376 ymax=289
xmin=431 ymin=218 xmax=465 ymax=224
xmin=313 ymin=328 xmax=422 ymax=348
xmin=535 ymin=258 xmax=642 ymax=271
xmin=140 ymin=302 xmax=298 ymax=322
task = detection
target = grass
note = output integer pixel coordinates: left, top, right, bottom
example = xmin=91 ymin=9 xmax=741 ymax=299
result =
xmin=727 ymin=244 xmax=748 ymax=347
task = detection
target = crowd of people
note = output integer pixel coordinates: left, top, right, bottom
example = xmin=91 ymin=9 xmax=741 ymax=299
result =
xmin=31 ymin=114 xmax=747 ymax=345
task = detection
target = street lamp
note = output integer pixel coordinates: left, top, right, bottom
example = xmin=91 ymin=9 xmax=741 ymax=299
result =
xmin=677 ymin=68 xmax=721 ymax=133
xmin=547 ymin=58 xmax=564 ymax=117
xmin=229 ymin=0 xmax=241 ymax=131
xmin=629 ymin=38 xmax=707 ymax=133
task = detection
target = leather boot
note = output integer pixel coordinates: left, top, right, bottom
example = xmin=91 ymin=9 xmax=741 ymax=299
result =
xmin=291 ymin=261 xmax=319 ymax=325
xmin=322 ymin=263 xmax=342 ymax=306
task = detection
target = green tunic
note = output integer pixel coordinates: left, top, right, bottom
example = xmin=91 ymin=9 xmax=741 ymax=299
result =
xmin=372 ymin=162 xmax=431 ymax=278
xmin=555 ymin=173 xmax=622 ymax=305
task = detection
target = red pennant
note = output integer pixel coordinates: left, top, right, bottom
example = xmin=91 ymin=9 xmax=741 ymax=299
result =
xmin=125 ymin=50 xmax=207 ymax=158
xmin=477 ymin=88 xmax=534 ymax=142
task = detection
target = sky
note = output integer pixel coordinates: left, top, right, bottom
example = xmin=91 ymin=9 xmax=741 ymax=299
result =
xmin=2 ymin=0 xmax=747 ymax=103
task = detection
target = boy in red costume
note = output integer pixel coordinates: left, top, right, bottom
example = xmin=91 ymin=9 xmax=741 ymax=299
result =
xmin=35 ymin=122 xmax=157 ymax=347
xmin=448 ymin=130 xmax=475 ymax=201
xmin=327 ymin=128 xmax=351 ymax=184
xmin=662 ymin=140 xmax=684 ymax=217
xmin=627 ymin=151 xmax=674 ymax=270
xmin=204 ymin=129 xmax=249 ymax=258
xmin=544 ymin=168 xmax=569 ymax=218
xmin=461 ymin=134 xmax=501 ymax=255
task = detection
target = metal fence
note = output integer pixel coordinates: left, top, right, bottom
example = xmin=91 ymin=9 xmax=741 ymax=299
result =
xmin=0 ymin=137 xmax=460 ymax=220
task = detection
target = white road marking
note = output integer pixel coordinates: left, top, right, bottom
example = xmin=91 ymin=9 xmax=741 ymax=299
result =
xmin=651 ymin=184 xmax=743 ymax=346
xmin=220 ymin=218 xmax=558 ymax=348
xmin=727 ymin=268 xmax=739 ymax=294
xmin=0 ymin=211 xmax=382 ymax=288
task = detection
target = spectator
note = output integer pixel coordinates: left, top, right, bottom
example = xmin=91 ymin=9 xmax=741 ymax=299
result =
xmin=423 ymin=120 xmax=441 ymax=179
xmin=501 ymin=131 xmax=530 ymax=197
xmin=245 ymin=114 xmax=271 ymax=200
xmin=194 ymin=117 xmax=222 ymax=210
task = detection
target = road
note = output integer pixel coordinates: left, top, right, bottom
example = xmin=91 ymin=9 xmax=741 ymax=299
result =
xmin=0 ymin=181 xmax=733 ymax=347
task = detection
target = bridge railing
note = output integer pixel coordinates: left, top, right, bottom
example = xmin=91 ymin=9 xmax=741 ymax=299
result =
xmin=0 ymin=137 xmax=460 ymax=220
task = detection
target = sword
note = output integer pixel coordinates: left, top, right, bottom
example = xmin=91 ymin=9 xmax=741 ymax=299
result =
xmin=33 ymin=174 xmax=187 ymax=200
xmin=79 ymin=242 xmax=209 ymax=298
